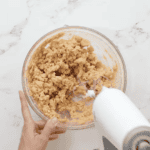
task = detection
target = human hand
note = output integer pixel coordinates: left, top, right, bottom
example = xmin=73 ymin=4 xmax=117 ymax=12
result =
xmin=18 ymin=91 xmax=67 ymax=150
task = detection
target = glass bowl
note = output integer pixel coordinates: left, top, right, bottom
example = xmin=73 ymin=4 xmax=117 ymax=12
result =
xmin=22 ymin=26 xmax=127 ymax=130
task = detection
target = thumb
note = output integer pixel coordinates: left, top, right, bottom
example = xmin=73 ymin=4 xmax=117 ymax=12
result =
xmin=41 ymin=117 xmax=58 ymax=138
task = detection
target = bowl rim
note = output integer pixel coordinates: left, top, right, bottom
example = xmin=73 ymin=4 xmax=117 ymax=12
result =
xmin=22 ymin=26 xmax=127 ymax=130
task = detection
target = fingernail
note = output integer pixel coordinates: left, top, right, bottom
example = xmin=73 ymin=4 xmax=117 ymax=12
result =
xmin=52 ymin=117 xmax=58 ymax=125
xmin=19 ymin=91 xmax=23 ymax=95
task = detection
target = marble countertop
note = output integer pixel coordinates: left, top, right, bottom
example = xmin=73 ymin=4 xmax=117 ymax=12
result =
xmin=0 ymin=0 xmax=150 ymax=150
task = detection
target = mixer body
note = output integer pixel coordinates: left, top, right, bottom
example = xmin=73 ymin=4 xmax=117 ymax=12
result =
xmin=93 ymin=87 xmax=150 ymax=150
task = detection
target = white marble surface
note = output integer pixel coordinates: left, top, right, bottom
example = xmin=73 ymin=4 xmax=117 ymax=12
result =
xmin=0 ymin=0 xmax=150 ymax=150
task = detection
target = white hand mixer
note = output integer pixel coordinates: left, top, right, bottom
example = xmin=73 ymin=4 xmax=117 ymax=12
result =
xmin=93 ymin=86 xmax=150 ymax=150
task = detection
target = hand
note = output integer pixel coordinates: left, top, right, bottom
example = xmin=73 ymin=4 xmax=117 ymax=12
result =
xmin=18 ymin=91 xmax=67 ymax=150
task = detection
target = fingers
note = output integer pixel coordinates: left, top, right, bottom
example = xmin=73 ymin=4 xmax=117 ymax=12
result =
xmin=36 ymin=120 xmax=66 ymax=135
xmin=37 ymin=126 xmax=66 ymax=135
xmin=41 ymin=118 xmax=58 ymax=139
xmin=53 ymin=124 xmax=67 ymax=134
xmin=35 ymin=120 xmax=67 ymax=133
xmin=37 ymin=130 xmax=59 ymax=141
xmin=51 ymin=128 xmax=66 ymax=134
xmin=19 ymin=91 xmax=33 ymax=123
xmin=35 ymin=120 xmax=46 ymax=129
xmin=49 ymin=134 xmax=59 ymax=141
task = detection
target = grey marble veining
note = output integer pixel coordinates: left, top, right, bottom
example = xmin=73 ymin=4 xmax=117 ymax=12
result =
xmin=0 ymin=0 xmax=150 ymax=150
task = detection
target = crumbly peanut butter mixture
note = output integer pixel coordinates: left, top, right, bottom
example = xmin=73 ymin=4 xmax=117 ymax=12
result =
xmin=26 ymin=32 xmax=118 ymax=124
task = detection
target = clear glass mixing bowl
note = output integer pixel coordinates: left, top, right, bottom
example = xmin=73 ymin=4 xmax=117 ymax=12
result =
xmin=22 ymin=26 xmax=127 ymax=130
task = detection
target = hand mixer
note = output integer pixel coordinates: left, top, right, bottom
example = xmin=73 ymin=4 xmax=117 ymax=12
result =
xmin=92 ymin=86 xmax=150 ymax=150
